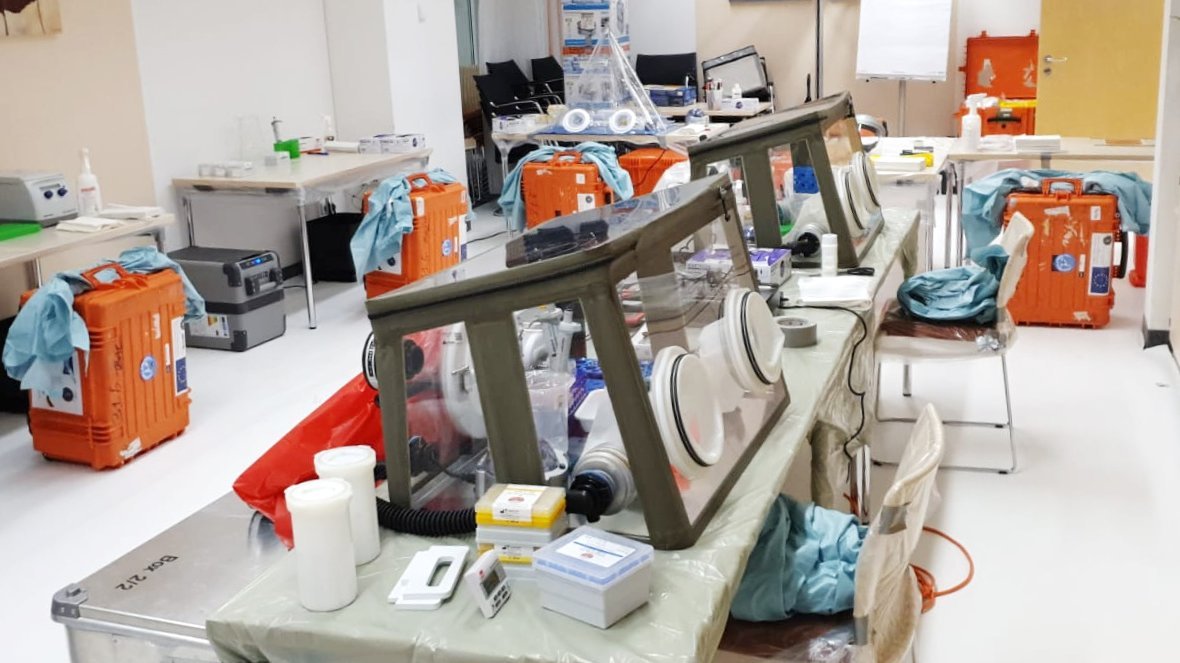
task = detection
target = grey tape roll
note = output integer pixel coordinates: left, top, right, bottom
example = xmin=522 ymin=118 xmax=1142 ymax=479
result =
xmin=779 ymin=317 xmax=818 ymax=348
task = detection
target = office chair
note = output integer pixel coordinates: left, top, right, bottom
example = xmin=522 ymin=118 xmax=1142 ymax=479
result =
xmin=473 ymin=74 xmax=546 ymax=165
xmin=873 ymin=213 xmax=1035 ymax=474
xmin=716 ymin=405 xmax=946 ymax=663
xmin=487 ymin=60 xmax=563 ymax=101
xmin=635 ymin=52 xmax=698 ymax=87
xmin=531 ymin=56 xmax=566 ymax=100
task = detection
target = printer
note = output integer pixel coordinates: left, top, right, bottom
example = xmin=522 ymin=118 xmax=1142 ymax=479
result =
xmin=0 ymin=171 xmax=78 ymax=226
xmin=168 ymin=247 xmax=286 ymax=351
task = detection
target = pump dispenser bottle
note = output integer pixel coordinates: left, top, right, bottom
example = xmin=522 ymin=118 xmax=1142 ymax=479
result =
xmin=77 ymin=148 xmax=103 ymax=216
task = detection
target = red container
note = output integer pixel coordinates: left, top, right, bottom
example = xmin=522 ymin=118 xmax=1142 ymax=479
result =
xmin=1002 ymin=178 xmax=1124 ymax=328
xmin=619 ymin=148 xmax=687 ymax=197
xmin=522 ymin=152 xmax=613 ymax=229
xmin=363 ymin=173 xmax=467 ymax=298
xmin=1129 ymin=233 xmax=1148 ymax=288
xmin=22 ymin=265 xmax=191 ymax=469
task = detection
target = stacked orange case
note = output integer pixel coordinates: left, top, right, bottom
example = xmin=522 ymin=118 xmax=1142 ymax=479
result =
xmin=1002 ymin=178 xmax=1124 ymax=328
xmin=364 ymin=173 xmax=467 ymax=299
xmin=619 ymin=148 xmax=687 ymax=197
xmin=522 ymin=152 xmax=613 ymax=229
xmin=22 ymin=265 xmax=191 ymax=469
xmin=956 ymin=30 xmax=1040 ymax=137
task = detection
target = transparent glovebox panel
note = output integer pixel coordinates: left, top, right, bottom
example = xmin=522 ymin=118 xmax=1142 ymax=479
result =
xmin=366 ymin=175 xmax=790 ymax=549
xmin=688 ymin=92 xmax=884 ymax=267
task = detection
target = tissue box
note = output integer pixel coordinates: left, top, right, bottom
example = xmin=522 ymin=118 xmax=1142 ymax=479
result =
xmin=687 ymin=247 xmax=791 ymax=287
xmin=645 ymin=85 xmax=698 ymax=107
xmin=721 ymin=97 xmax=762 ymax=111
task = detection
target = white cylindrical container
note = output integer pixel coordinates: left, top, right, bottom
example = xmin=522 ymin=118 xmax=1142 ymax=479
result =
xmin=821 ymin=233 xmax=839 ymax=278
xmin=314 ymin=446 xmax=380 ymax=565
xmin=285 ymin=478 xmax=358 ymax=611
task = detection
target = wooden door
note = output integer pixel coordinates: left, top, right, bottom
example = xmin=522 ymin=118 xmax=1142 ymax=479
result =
xmin=1038 ymin=0 xmax=1166 ymax=140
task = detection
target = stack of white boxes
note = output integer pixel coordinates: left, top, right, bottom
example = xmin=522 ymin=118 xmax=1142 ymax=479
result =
xmin=474 ymin=484 xmax=569 ymax=580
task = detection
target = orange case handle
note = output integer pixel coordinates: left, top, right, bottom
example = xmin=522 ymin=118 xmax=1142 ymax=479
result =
xmin=407 ymin=172 xmax=439 ymax=192
xmin=1040 ymin=178 xmax=1085 ymax=196
xmin=79 ymin=263 xmax=145 ymax=291
xmin=551 ymin=151 xmax=583 ymax=164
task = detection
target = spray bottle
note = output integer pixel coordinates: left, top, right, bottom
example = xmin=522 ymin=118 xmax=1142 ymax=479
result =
xmin=77 ymin=148 xmax=103 ymax=216
xmin=961 ymin=93 xmax=986 ymax=151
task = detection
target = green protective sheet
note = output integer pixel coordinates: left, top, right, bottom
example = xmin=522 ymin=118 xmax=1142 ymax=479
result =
xmin=0 ymin=223 xmax=41 ymax=242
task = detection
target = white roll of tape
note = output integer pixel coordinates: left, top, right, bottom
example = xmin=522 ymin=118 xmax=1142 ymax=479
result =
xmin=778 ymin=317 xmax=819 ymax=348
xmin=561 ymin=108 xmax=592 ymax=133
xmin=608 ymin=108 xmax=638 ymax=134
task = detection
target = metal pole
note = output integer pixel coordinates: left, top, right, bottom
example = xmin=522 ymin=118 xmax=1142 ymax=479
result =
xmin=897 ymin=79 xmax=908 ymax=136
xmin=815 ymin=0 xmax=824 ymax=98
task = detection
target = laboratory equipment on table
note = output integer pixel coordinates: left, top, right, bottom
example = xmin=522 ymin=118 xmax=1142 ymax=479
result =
xmin=314 ymin=445 xmax=381 ymax=565
xmin=557 ymin=33 xmax=670 ymax=137
xmin=365 ymin=175 xmax=789 ymax=549
xmin=0 ymin=171 xmax=77 ymax=225
xmin=523 ymin=152 xmax=615 ymax=229
xmin=618 ymin=147 xmax=688 ymax=197
xmin=21 ymin=265 xmax=191 ymax=469
xmin=388 ymin=546 xmax=468 ymax=610
xmin=688 ymin=92 xmax=884 ymax=268
xmin=285 ymin=478 xmax=357 ymax=612
xmin=533 ymin=526 xmax=654 ymax=628
xmin=465 ymin=549 xmax=513 ymax=618
xmin=1001 ymin=178 xmax=1124 ymax=328
xmin=475 ymin=483 xmax=568 ymax=578
xmin=168 ymin=247 xmax=286 ymax=351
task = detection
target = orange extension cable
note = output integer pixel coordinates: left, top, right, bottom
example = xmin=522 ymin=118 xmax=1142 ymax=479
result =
xmin=912 ymin=526 xmax=975 ymax=613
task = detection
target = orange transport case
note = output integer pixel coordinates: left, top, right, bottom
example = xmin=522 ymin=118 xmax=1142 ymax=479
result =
xmin=22 ymin=265 xmax=191 ymax=469
xmin=956 ymin=30 xmax=1039 ymax=137
xmin=1002 ymin=178 xmax=1125 ymax=328
xmin=619 ymin=147 xmax=687 ymax=197
xmin=522 ymin=152 xmax=613 ymax=229
xmin=364 ymin=173 xmax=467 ymax=299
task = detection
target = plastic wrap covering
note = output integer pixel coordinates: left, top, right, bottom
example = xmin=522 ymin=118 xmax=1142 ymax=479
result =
xmin=876 ymin=300 xmax=1012 ymax=360
xmin=777 ymin=211 xmax=920 ymax=510
xmin=717 ymin=615 xmax=855 ymax=662
xmin=556 ymin=33 xmax=670 ymax=137
xmin=205 ymin=209 xmax=921 ymax=663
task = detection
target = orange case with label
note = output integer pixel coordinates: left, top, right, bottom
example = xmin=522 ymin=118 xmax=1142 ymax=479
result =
xmin=957 ymin=31 xmax=1039 ymax=137
xmin=363 ymin=173 xmax=467 ymax=299
xmin=619 ymin=148 xmax=687 ymax=197
xmin=21 ymin=265 xmax=191 ymax=469
xmin=1002 ymin=178 xmax=1124 ymax=328
xmin=522 ymin=152 xmax=613 ymax=229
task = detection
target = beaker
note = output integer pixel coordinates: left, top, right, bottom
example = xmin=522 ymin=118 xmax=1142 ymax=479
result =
xmin=527 ymin=370 xmax=575 ymax=457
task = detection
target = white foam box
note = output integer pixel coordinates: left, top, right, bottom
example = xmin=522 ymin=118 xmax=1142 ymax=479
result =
xmin=686 ymin=247 xmax=792 ymax=287
xmin=533 ymin=526 xmax=654 ymax=629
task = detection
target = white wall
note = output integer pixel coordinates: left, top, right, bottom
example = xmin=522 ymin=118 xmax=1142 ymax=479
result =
xmin=131 ymin=0 xmax=336 ymax=257
xmin=324 ymin=0 xmax=395 ymax=140
xmin=478 ymin=0 xmax=549 ymax=69
xmin=629 ymin=0 xmax=696 ymax=56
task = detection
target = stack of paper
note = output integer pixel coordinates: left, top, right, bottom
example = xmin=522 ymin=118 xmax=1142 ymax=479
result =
xmin=1014 ymin=134 xmax=1062 ymax=152
xmin=797 ymin=275 xmax=874 ymax=309
xmin=56 ymin=216 xmax=125 ymax=233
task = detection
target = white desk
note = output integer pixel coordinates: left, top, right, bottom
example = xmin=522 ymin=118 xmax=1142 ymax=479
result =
xmin=946 ymin=137 xmax=1155 ymax=263
xmin=0 ymin=215 xmax=173 ymax=284
xmin=657 ymin=101 xmax=773 ymax=120
xmin=173 ymin=151 xmax=431 ymax=328
xmin=873 ymin=137 xmax=954 ymax=271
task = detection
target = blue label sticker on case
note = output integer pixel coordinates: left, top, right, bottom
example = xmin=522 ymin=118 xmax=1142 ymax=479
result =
xmin=442 ymin=239 xmax=453 ymax=257
xmin=1090 ymin=267 xmax=1111 ymax=295
xmin=140 ymin=356 xmax=157 ymax=381
xmin=1053 ymin=254 xmax=1076 ymax=272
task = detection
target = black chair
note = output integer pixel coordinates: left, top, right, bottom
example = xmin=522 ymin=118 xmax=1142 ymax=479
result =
xmin=486 ymin=60 xmax=563 ymax=102
xmin=635 ymin=52 xmax=698 ymax=87
xmin=473 ymin=74 xmax=544 ymax=165
xmin=531 ymin=56 xmax=566 ymax=100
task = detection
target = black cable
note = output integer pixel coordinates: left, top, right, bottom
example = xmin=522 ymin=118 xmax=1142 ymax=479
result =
xmin=469 ymin=230 xmax=508 ymax=244
xmin=786 ymin=304 xmax=871 ymax=463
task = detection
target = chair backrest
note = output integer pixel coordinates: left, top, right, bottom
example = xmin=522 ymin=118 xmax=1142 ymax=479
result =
xmin=635 ymin=52 xmax=698 ymax=86
xmin=487 ymin=60 xmax=530 ymax=87
xmin=852 ymin=404 xmax=945 ymax=663
xmin=531 ymin=56 xmax=565 ymax=83
xmin=993 ymin=212 xmax=1035 ymax=309
xmin=473 ymin=73 xmax=517 ymax=113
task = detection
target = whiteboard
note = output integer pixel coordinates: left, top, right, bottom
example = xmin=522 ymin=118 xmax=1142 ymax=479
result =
xmin=855 ymin=0 xmax=953 ymax=81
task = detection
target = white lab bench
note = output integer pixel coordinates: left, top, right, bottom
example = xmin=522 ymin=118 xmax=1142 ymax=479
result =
xmin=173 ymin=150 xmax=431 ymax=329
xmin=872 ymin=137 xmax=954 ymax=272
xmin=0 ymin=215 xmax=174 ymax=285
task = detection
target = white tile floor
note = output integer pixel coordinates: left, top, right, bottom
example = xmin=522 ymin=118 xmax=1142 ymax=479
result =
xmin=2 ymin=203 xmax=1178 ymax=661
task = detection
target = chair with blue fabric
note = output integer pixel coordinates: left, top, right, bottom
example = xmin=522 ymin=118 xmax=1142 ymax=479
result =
xmin=873 ymin=213 xmax=1035 ymax=474
xmin=716 ymin=405 xmax=946 ymax=663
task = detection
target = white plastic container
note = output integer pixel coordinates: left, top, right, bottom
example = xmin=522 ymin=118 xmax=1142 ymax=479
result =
xmin=533 ymin=526 xmax=654 ymax=629
xmin=284 ymin=478 xmax=358 ymax=612
xmin=821 ymin=233 xmax=839 ymax=278
xmin=314 ymin=445 xmax=380 ymax=565
xmin=961 ymin=93 xmax=985 ymax=152
xmin=77 ymin=148 xmax=103 ymax=216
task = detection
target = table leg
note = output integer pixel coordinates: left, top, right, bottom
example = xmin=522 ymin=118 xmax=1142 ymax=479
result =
xmin=943 ymin=163 xmax=956 ymax=269
xmin=30 ymin=259 xmax=43 ymax=287
xmin=1041 ymin=153 xmax=1051 ymax=169
xmin=954 ymin=160 xmax=966 ymax=265
xmin=296 ymin=204 xmax=317 ymax=329
xmin=183 ymin=195 xmax=196 ymax=246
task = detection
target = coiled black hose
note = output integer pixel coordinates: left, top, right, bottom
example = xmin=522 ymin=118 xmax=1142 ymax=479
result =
xmin=372 ymin=462 xmax=476 ymax=536
xmin=374 ymin=497 xmax=475 ymax=536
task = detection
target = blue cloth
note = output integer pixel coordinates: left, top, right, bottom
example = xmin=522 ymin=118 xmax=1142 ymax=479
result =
xmin=3 ymin=247 xmax=205 ymax=396
xmin=897 ymin=244 xmax=1009 ymax=324
xmin=962 ymin=168 xmax=1153 ymax=254
xmin=497 ymin=142 xmax=634 ymax=232
xmin=350 ymin=169 xmax=461 ymax=276
xmin=731 ymin=495 xmax=868 ymax=621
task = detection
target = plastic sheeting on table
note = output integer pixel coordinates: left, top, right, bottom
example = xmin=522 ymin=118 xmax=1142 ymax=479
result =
xmin=206 ymin=211 xmax=920 ymax=663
